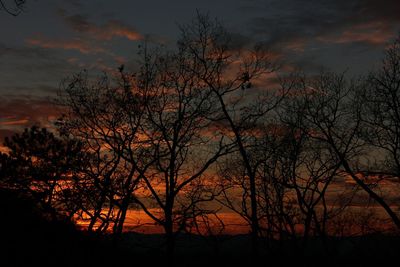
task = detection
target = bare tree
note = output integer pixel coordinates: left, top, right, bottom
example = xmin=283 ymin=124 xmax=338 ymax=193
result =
xmin=277 ymin=101 xmax=347 ymax=253
xmin=362 ymin=35 xmax=400 ymax=177
xmin=57 ymin=69 xmax=148 ymax=234
xmin=0 ymin=0 xmax=26 ymax=16
xmin=217 ymin=114 xmax=341 ymax=254
xmin=175 ymin=12 xmax=287 ymax=255
xmin=58 ymin=37 xmax=233 ymax=264
xmin=286 ymin=71 xmax=400 ymax=230
xmin=130 ymin=41 xmax=233 ymax=266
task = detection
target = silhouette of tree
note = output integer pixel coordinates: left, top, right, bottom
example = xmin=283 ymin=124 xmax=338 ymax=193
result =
xmin=362 ymin=35 xmax=400 ymax=177
xmin=278 ymin=88 xmax=351 ymax=252
xmin=127 ymin=41 xmax=233 ymax=266
xmin=57 ymin=69 xmax=148 ymax=234
xmin=44 ymin=11 xmax=400 ymax=266
xmin=176 ymin=12 xmax=288 ymax=255
xmin=0 ymin=0 xmax=26 ymax=16
xmin=217 ymin=113 xmax=342 ymax=255
xmin=0 ymin=126 xmax=86 ymax=220
xmin=57 ymin=62 xmax=231 ymax=263
xmin=286 ymin=71 xmax=400 ymax=230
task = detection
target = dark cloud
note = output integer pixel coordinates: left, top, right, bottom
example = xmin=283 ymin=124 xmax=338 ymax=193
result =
xmin=61 ymin=12 xmax=143 ymax=41
xmin=1 ymin=0 xmax=399 ymax=136
xmin=354 ymin=0 xmax=400 ymax=22
xmin=0 ymin=43 xmax=57 ymax=59
xmin=62 ymin=0 xmax=83 ymax=8
xmin=0 ymin=43 xmax=80 ymax=95
xmin=237 ymin=0 xmax=400 ymax=74
xmin=26 ymin=35 xmax=106 ymax=54
xmin=246 ymin=0 xmax=400 ymax=48
xmin=0 ymin=95 xmax=59 ymax=141
xmin=0 ymin=95 xmax=57 ymax=120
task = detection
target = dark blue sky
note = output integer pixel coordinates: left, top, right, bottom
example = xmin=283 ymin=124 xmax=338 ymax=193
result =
xmin=0 ymin=0 xmax=400 ymax=141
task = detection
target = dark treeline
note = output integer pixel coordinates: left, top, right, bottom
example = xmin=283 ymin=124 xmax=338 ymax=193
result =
xmin=1 ymin=13 xmax=400 ymax=267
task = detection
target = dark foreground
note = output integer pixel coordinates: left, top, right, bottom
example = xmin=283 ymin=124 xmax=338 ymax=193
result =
xmin=1 ymin=190 xmax=399 ymax=267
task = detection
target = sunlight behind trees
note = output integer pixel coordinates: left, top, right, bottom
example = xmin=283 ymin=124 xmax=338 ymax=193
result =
xmin=1 ymin=11 xmax=400 ymax=267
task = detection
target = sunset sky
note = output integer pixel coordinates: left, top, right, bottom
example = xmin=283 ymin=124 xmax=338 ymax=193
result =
xmin=1 ymin=0 xmax=400 ymax=141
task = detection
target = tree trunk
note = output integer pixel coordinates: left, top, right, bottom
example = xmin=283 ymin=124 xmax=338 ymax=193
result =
xmin=165 ymin=207 xmax=175 ymax=267
xmin=341 ymin=159 xmax=400 ymax=229
xmin=214 ymin=92 xmax=260 ymax=256
xmin=249 ymin=172 xmax=259 ymax=257
xmin=113 ymin=197 xmax=130 ymax=235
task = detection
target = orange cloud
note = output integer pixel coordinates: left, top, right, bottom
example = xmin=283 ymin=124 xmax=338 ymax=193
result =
xmin=0 ymin=118 xmax=29 ymax=126
xmin=0 ymin=96 xmax=61 ymax=142
xmin=92 ymin=20 xmax=143 ymax=41
xmin=26 ymin=17 xmax=142 ymax=55
xmin=26 ymin=36 xmax=105 ymax=54
xmin=283 ymin=38 xmax=307 ymax=52
xmin=318 ymin=21 xmax=395 ymax=46
xmin=63 ymin=14 xmax=143 ymax=41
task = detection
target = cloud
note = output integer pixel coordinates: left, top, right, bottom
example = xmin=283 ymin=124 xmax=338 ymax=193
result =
xmin=24 ymin=12 xmax=142 ymax=56
xmin=0 ymin=118 xmax=29 ymax=126
xmin=26 ymin=35 xmax=105 ymax=54
xmin=62 ymin=0 xmax=83 ymax=8
xmin=0 ymin=43 xmax=86 ymax=98
xmin=246 ymin=0 xmax=400 ymax=49
xmin=63 ymin=13 xmax=143 ymax=41
xmin=240 ymin=0 xmax=400 ymax=74
xmin=0 ymin=95 xmax=60 ymax=141
xmin=0 ymin=43 xmax=54 ymax=58
xmin=317 ymin=21 xmax=395 ymax=46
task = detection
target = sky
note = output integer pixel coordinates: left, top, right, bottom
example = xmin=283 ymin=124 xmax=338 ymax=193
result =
xmin=0 ymin=0 xmax=400 ymax=142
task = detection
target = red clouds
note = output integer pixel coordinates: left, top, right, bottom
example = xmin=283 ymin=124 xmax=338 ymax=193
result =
xmin=318 ymin=21 xmax=395 ymax=46
xmin=26 ymin=36 xmax=104 ymax=54
xmin=26 ymin=13 xmax=142 ymax=54
xmin=63 ymin=14 xmax=143 ymax=41
xmin=0 ymin=96 xmax=59 ymax=142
